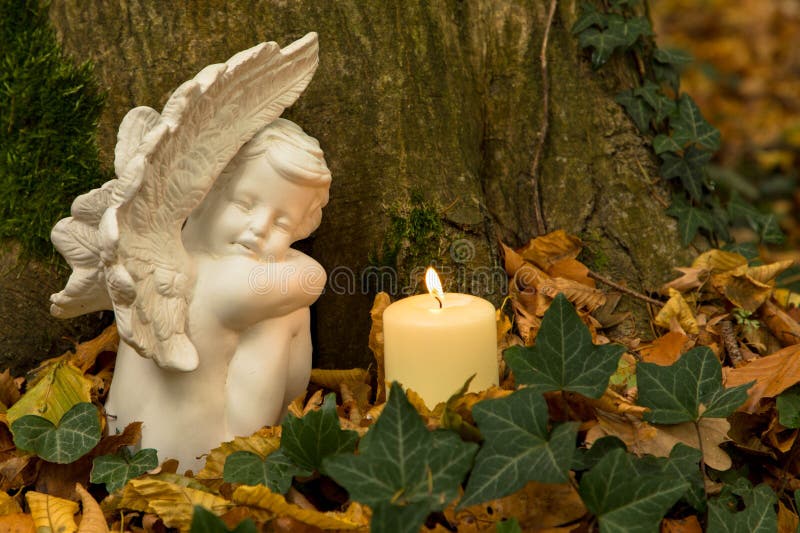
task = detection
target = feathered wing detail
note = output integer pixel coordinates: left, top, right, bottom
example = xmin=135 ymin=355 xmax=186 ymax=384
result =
xmin=51 ymin=33 xmax=320 ymax=371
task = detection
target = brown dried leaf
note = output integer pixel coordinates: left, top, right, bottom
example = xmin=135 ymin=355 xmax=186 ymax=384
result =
xmin=76 ymin=484 xmax=109 ymax=533
xmin=724 ymin=344 xmax=800 ymax=410
xmin=661 ymin=267 xmax=710 ymax=294
xmin=0 ymin=370 xmax=21 ymax=409
xmin=711 ymin=265 xmax=772 ymax=313
xmin=639 ymin=332 xmax=690 ymax=366
xmin=309 ymin=369 xmax=370 ymax=391
xmin=761 ymin=299 xmax=800 ymax=347
xmin=588 ymin=412 xmax=732 ymax=470
xmin=539 ymin=277 xmax=606 ymax=312
xmin=0 ymin=491 xmax=22 ymax=515
xmin=69 ymin=324 xmax=119 ymax=373
xmin=655 ymin=289 xmax=699 ymax=334
xmin=0 ymin=453 xmax=38 ymax=492
xmin=368 ymin=292 xmax=391 ymax=404
xmin=661 ymin=515 xmax=703 ymax=533
xmin=448 ymin=481 xmax=586 ymax=532
xmin=195 ymin=427 xmax=281 ymax=481
xmin=547 ymin=258 xmax=595 ymax=287
xmin=518 ymin=230 xmax=583 ymax=270
xmin=232 ymin=485 xmax=366 ymax=530
xmin=499 ymin=241 xmax=526 ymax=277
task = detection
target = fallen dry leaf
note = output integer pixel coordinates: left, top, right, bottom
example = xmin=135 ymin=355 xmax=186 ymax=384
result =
xmin=0 ymin=369 xmax=21 ymax=409
xmin=518 ymin=230 xmax=583 ymax=270
xmin=547 ymin=258 xmax=595 ymax=287
xmin=712 ymin=265 xmax=773 ymax=313
xmin=655 ymin=289 xmax=699 ymax=334
xmin=639 ymin=332 xmax=690 ymax=366
xmin=761 ymin=299 xmax=800 ymax=347
xmin=232 ymin=485 xmax=366 ymax=530
xmin=0 ymin=513 xmax=35 ymax=533
xmin=724 ymin=344 xmax=800 ymax=410
xmin=368 ymin=292 xmax=391 ymax=404
xmin=25 ymin=491 xmax=78 ymax=533
xmin=499 ymin=241 xmax=526 ymax=278
xmin=661 ymin=515 xmax=703 ymax=533
xmin=539 ymin=277 xmax=606 ymax=311
xmin=76 ymin=484 xmax=109 ymax=533
xmin=0 ymin=490 xmax=22 ymax=515
xmin=692 ymin=249 xmax=748 ymax=273
xmin=587 ymin=411 xmax=732 ymax=470
xmin=448 ymin=481 xmax=586 ymax=532
xmin=661 ymin=267 xmax=710 ymax=294
xmin=778 ymin=500 xmax=799 ymax=533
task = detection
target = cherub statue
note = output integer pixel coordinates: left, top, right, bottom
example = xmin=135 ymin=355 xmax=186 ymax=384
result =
xmin=49 ymin=33 xmax=330 ymax=471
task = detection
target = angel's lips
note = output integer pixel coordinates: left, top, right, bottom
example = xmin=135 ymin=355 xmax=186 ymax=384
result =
xmin=232 ymin=239 xmax=264 ymax=257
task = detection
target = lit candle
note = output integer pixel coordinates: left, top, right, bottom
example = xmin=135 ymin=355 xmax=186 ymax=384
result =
xmin=383 ymin=267 xmax=499 ymax=407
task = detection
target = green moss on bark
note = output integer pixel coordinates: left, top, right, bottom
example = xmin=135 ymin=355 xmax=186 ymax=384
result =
xmin=0 ymin=0 xmax=107 ymax=258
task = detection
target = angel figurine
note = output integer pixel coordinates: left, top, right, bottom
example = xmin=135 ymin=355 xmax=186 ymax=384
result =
xmin=49 ymin=33 xmax=331 ymax=471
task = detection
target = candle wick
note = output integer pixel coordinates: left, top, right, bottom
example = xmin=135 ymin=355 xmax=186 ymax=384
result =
xmin=434 ymin=296 xmax=443 ymax=309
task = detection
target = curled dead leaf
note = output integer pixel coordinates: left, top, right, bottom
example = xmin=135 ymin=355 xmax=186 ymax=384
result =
xmin=232 ymin=485 xmax=367 ymax=530
xmin=761 ymin=299 xmax=800 ymax=347
xmin=368 ymin=292 xmax=391 ymax=404
xmin=724 ymin=344 xmax=800 ymax=410
xmin=692 ymin=250 xmax=748 ymax=273
xmin=712 ymin=265 xmax=773 ymax=313
xmin=75 ymin=484 xmax=109 ymax=533
xmin=655 ymin=289 xmax=699 ymax=334
xmin=538 ymin=277 xmax=606 ymax=312
xmin=499 ymin=241 xmax=526 ymax=278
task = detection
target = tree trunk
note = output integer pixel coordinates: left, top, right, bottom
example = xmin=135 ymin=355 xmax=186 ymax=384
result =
xmin=41 ymin=0 xmax=693 ymax=370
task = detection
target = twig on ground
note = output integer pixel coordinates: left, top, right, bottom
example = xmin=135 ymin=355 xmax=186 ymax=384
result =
xmin=588 ymin=270 xmax=664 ymax=308
xmin=530 ymin=0 xmax=558 ymax=237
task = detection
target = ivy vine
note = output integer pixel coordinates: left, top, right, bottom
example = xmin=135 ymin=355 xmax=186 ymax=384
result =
xmin=573 ymin=0 xmax=784 ymax=247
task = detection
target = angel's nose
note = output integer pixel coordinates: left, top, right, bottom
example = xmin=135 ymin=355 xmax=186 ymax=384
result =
xmin=249 ymin=209 xmax=272 ymax=237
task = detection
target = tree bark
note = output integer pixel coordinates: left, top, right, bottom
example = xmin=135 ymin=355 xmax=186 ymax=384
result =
xmin=40 ymin=0 xmax=694 ymax=370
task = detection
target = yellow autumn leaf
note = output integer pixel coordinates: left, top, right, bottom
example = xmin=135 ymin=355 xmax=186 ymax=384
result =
xmin=6 ymin=362 xmax=92 ymax=426
xmin=25 ymin=491 xmax=78 ymax=533
xmin=75 ymin=484 xmax=108 ymax=533
xmin=233 ymin=485 xmax=367 ymax=530
xmin=195 ymin=426 xmax=282 ymax=481
xmin=654 ymin=289 xmax=699 ymax=334
xmin=118 ymin=478 xmax=230 ymax=532
xmin=310 ymin=368 xmax=371 ymax=390
xmin=517 ymin=230 xmax=583 ymax=270
xmin=691 ymin=249 xmax=747 ymax=273
xmin=0 ymin=491 xmax=22 ymax=515
xmin=711 ymin=265 xmax=772 ymax=313
xmin=745 ymin=260 xmax=795 ymax=284
xmin=774 ymin=288 xmax=800 ymax=309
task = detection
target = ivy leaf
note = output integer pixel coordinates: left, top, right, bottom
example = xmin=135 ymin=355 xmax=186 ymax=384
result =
xmin=579 ymin=448 xmax=688 ymax=533
xmin=496 ymin=518 xmax=523 ymax=533
xmin=572 ymin=2 xmax=608 ymax=34
xmin=659 ymin=147 xmax=712 ymax=201
xmin=633 ymin=82 xmax=677 ymax=123
xmin=707 ymin=483 xmax=777 ymax=533
xmin=323 ymin=382 xmax=477 ymax=533
xmin=654 ymin=62 xmax=680 ymax=93
xmin=654 ymin=48 xmax=693 ymax=66
xmin=280 ymin=393 xmax=358 ymax=474
xmin=727 ymin=194 xmax=785 ymax=244
xmin=637 ymin=444 xmax=705 ymax=512
xmin=12 ymin=402 xmax=101 ymax=463
xmin=653 ymin=134 xmax=682 ymax=155
xmin=777 ymin=385 xmax=800 ymax=429
xmin=671 ymin=94 xmax=721 ymax=151
xmin=572 ymin=436 xmax=627 ymax=471
xmin=615 ymin=90 xmax=654 ymax=133
xmin=578 ymin=27 xmax=628 ymax=68
xmin=666 ymin=198 xmax=715 ymax=246
xmin=190 ymin=505 xmax=257 ymax=533
xmin=459 ymin=388 xmax=579 ymax=508
xmin=91 ymin=447 xmax=159 ymax=493
xmin=637 ymin=347 xmax=751 ymax=424
xmin=504 ymin=293 xmax=625 ymax=398
xmin=223 ymin=450 xmax=311 ymax=494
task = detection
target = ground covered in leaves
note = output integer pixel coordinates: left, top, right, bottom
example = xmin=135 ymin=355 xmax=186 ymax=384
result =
xmin=0 ymin=230 xmax=798 ymax=532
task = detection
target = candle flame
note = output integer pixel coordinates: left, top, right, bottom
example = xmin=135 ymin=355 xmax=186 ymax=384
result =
xmin=425 ymin=267 xmax=444 ymax=305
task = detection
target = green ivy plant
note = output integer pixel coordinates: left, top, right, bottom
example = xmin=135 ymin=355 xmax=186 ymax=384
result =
xmin=572 ymin=0 xmax=784 ymax=247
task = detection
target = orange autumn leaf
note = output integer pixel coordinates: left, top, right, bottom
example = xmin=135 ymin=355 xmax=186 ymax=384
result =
xmin=724 ymin=344 xmax=800 ymax=410
xmin=661 ymin=515 xmax=703 ymax=533
xmin=639 ymin=332 xmax=690 ymax=366
xmin=368 ymin=292 xmax=392 ymax=403
xmin=499 ymin=241 xmax=526 ymax=277
xmin=711 ymin=265 xmax=773 ymax=313
xmin=75 ymin=484 xmax=108 ymax=533
xmin=761 ymin=299 xmax=800 ymax=347
xmin=547 ymin=258 xmax=595 ymax=287
xmin=517 ymin=230 xmax=583 ymax=270
xmin=539 ymin=277 xmax=606 ymax=312
xmin=0 ymin=513 xmax=35 ymax=533
xmin=778 ymin=501 xmax=800 ymax=533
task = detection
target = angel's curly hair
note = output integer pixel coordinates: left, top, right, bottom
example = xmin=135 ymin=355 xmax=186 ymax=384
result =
xmin=211 ymin=118 xmax=331 ymax=240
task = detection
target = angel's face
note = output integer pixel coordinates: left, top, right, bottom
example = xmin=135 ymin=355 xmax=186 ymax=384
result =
xmin=184 ymin=155 xmax=317 ymax=262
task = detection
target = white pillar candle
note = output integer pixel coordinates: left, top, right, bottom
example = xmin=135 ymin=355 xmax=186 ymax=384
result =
xmin=383 ymin=269 xmax=499 ymax=407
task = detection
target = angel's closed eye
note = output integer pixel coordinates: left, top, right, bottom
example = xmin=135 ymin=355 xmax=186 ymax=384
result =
xmin=231 ymin=198 xmax=254 ymax=211
xmin=274 ymin=217 xmax=293 ymax=232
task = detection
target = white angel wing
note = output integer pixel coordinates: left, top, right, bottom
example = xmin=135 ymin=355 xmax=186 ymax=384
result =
xmin=52 ymin=33 xmax=320 ymax=371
